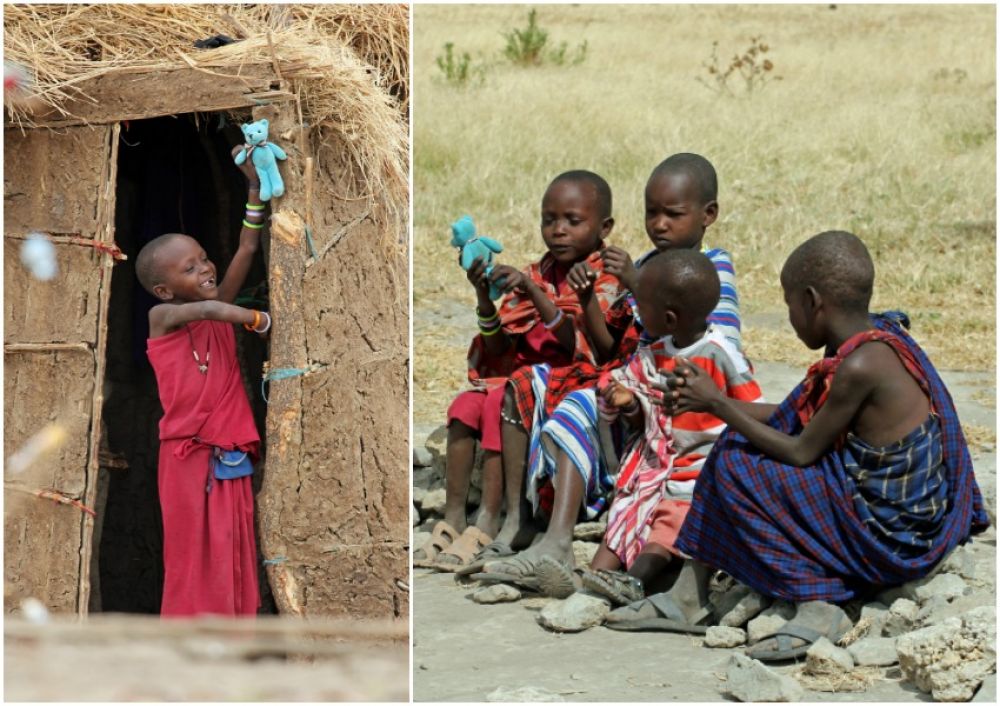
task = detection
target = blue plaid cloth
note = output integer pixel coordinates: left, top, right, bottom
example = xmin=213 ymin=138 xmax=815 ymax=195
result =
xmin=675 ymin=312 xmax=989 ymax=602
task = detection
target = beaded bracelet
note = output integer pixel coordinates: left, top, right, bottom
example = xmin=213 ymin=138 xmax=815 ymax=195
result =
xmin=543 ymin=309 xmax=565 ymax=330
xmin=480 ymin=324 xmax=501 ymax=337
xmin=242 ymin=219 xmax=265 ymax=230
xmin=245 ymin=202 xmax=265 ymax=211
xmin=255 ymin=311 xmax=272 ymax=335
xmin=243 ymin=310 xmax=262 ymax=332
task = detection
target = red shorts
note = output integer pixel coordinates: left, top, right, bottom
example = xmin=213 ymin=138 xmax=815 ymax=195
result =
xmin=645 ymin=498 xmax=692 ymax=557
xmin=447 ymin=386 xmax=506 ymax=452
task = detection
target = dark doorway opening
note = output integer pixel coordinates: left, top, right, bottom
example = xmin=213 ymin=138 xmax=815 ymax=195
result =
xmin=92 ymin=112 xmax=274 ymax=613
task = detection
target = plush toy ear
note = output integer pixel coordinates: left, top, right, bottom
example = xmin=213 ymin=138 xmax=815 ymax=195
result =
xmin=260 ymin=118 xmax=268 ymax=128
xmin=241 ymin=124 xmax=251 ymax=137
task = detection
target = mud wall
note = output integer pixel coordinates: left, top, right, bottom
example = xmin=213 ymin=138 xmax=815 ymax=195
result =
xmin=256 ymin=106 xmax=409 ymax=619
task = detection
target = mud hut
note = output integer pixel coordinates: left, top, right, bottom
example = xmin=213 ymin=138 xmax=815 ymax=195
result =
xmin=3 ymin=4 xmax=409 ymax=619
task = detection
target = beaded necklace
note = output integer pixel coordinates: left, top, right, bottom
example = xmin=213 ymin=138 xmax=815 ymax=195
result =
xmin=185 ymin=325 xmax=210 ymax=374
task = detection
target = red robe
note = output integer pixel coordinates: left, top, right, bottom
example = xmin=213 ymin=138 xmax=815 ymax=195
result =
xmin=147 ymin=320 xmax=260 ymax=616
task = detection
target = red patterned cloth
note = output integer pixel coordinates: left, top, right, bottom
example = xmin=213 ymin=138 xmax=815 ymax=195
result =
xmin=465 ymin=248 xmax=626 ymax=398
xmin=148 ymin=320 xmax=260 ymax=617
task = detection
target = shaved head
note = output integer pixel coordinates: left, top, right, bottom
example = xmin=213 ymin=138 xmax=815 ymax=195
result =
xmin=135 ymin=233 xmax=189 ymax=294
xmin=639 ymin=248 xmax=720 ymax=323
xmin=649 ymin=153 xmax=718 ymax=205
xmin=549 ymin=170 xmax=613 ymax=220
xmin=781 ymin=230 xmax=874 ymax=313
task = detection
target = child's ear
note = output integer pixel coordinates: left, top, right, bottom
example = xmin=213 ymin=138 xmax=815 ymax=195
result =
xmin=152 ymin=284 xmax=174 ymax=302
xmin=804 ymin=285 xmax=821 ymax=313
xmin=601 ymin=216 xmax=615 ymax=239
xmin=663 ymin=308 xmax=679 ymax=332
xmin=702 ymin=200 xmax=719 ymax=227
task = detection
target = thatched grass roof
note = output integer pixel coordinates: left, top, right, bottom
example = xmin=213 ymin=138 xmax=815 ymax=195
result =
xmin=4 ymin=4 xmax=408 ymax=233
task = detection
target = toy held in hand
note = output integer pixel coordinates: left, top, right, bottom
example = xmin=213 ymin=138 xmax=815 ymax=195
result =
xmin=234 ymin=119 xmax=287 ymax=201
xmin=451 ymin=215 xmax=504 ymax=300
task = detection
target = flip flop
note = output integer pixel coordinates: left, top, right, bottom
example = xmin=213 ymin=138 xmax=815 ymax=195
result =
xmin=747 ymin=604 xmax=853 ymax=662
xmin=580 ymin=568 xmax=644 ymax=606
xmin=433 ymin=526 xmax=493 ymax=572
xmin=413 ymin=520 xmax=460 ymax=568
xmin=604 ymin=592 xmax=711 ymax=634
xmin=469 ymin=571 xmax=541 ymax=593
xmin=470 ymin=554 xmax=543 ymax=592
xmin=535 ymin=556 xmax=583 ymax=599
xmin=454 ymin=541 xmax=516 ymax=577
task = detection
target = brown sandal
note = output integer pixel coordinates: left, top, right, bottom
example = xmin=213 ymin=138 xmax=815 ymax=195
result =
xmin=413 ymin=520 xmax=460 ymax=568
xmin=434 ymin=526 xmax=493 ymax=572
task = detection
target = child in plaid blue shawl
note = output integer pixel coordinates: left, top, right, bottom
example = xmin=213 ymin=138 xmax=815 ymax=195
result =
xmin=605 ymin=231 xmax=989 ymax=661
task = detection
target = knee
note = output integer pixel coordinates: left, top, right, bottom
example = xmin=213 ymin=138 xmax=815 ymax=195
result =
xmin=501 ymin=384 xmax=523 ymax=427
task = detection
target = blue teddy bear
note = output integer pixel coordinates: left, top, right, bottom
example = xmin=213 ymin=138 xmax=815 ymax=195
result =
xmin=451 ymin=215 xmax=504 ymax=301
xmin=234 ymin=119 xmax=287 ymax=201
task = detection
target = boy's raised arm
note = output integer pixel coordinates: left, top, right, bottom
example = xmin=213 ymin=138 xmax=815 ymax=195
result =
xmin=150 ymin=300 xmax=259 ymax=338
xmin=218 ymin=146 xmax=264 ymax=303
xmin=567 ymin=261 xmax=616 ymax=363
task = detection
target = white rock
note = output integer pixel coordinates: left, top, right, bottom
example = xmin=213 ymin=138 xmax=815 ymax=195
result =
xmin=913 ymin=573 xmax=969 ymax=603
xmin=723 ymin=653 xmax=804 ymax=702
xmin=896 ymin=605 xmax=996 ymax=701
xmin=971 ymin=673 xmax=996 ymax=702
xmin=412 ymin=446 xmax=434 ymax=468
xmin=720 ymin=590 xmax=769 ymax=628
xmin=859 ymin=601 xmax=890 ymax=635
xmin=747 ymin=613 xmax=789 ymax=645
xmin=572 ymin=521 xmax=607 ymax=541
xmin=420 ymin=488 xmax=447 ymax=516
xmin=412 ymin=532 xmax=430 ymax=557
xmin=805 ymin=636 xmax=855 ymax=674
xmin=472 ymin=583 xmax=521 ymax=604
xmin=705 ymin=626 xmax=747 ymax=648
xmin=537 ymin=593 xmax=609 ymax=633
xmin=572 ymin=540 xmax=599 ymax=567
xmin=486 ymin=686 xmax=564 ymax=702
xmin=884 ymin=598 xmax=919 ymax=637
xmin=941 ymin=544 xmax=977 ymax=580
xmin=847 ymin=636 xmax=899 ymax=666
xmin=412 ymin=505 xmax=420 ymax=527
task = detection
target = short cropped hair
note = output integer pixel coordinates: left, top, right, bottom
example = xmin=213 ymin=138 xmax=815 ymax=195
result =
xmin=640 ymin=248 xmax=720 ymax=322
xmin=781 ymin=230 xmax=875 ymax=313
xmin=135 ymin=233 xmax=186 ymax=294
xmin=549 ymin=170 xmax=613 ymax=220
xmin=649 ymin=153 xmax=718 ymax=205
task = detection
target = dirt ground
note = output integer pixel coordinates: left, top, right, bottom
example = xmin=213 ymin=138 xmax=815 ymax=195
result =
xmin=413 ymin=361 xmax=997 ymax=702
xmin=4 ymin=614 xmax=408 ymax=702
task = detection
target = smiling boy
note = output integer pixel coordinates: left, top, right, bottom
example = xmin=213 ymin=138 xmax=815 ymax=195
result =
xmin=136 ymin=149 xmax=271 ymax=616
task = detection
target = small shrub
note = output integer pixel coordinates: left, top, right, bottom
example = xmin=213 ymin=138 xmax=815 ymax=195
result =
xmin=503 ymin=9 xmax=588 ymax=67
xmin=435 ymin=42 xmax=483 ymax=85
xmin=697 ymin=36 xmax=782 ymax=96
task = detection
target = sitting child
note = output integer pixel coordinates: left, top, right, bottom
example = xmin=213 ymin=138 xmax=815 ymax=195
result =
xmin=414 ymin=171 xmax=625 ymax=571
xmin=622 ymin=230 xmax=989 ymax=655
xmin=136 ymin=150 xmax=271 ymax=616
xmin=579 ymin=249 xmax=762 ymax=604
xmin=476 ymin=153 xmax=741 ymax=582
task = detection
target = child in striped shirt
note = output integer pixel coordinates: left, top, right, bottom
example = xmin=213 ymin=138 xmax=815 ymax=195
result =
xmin=581 ymin=249 xmax=763 ymax=605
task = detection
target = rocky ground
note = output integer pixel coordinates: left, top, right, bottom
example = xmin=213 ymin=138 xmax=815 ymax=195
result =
xmin=412 ymin=362 xmax=997 ymax=702
xmin=4 ymin=614 xmax=408 ymax=701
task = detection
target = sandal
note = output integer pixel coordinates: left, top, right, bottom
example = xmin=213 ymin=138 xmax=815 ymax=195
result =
xmin=434 ymin=526 xmax=493 ymax=572
xmin=413 ymin=520 xmax=460 ymax=568
xmin=471 ymin=554 xmax=544 ymax=592
xmin=535 ymin=556 xmax=583 ymax=599
xmin=454 ymin=541 xmax=516 ymax=577
xmin=604 ymin=592 xmax=711 ymax=634
xmin=747 ymin=602 xmax=854 ymax=662
xmin=580 ymin=568 xmax=644 ymax=606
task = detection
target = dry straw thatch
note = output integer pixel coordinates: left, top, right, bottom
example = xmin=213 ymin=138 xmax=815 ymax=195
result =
xmin=3 ymin=3 xmax=408 ymax=234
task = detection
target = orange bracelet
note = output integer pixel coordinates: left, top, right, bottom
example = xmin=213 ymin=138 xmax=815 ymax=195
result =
xmin=243 ymin=310 xmax=261 ymax=332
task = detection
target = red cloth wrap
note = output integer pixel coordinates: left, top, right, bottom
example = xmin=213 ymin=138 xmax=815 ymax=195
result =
xmin=147 ymin=320 xmax=261 ymax=617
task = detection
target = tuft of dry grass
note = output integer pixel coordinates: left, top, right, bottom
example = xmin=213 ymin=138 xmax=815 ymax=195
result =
xmin=3 ymin=3 xmax=408 ymax=234
xmin=413 ymin=5 xmax=995 ymax=424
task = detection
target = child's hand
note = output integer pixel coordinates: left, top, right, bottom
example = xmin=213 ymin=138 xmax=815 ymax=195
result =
xmin=653 ymin=357 xmax=721 ymax=415
xmin=465 ymin=255 xmax=492 ymax=295
xmin=601 ymin=380 xmax=635 ymax=408
xmin=567 ymin=261 xmax=597 ymax=297
xmin=601 ymin=246 xmax=638 ymax=292
xmin=231 ymin=145 xmax=260 ymax=187
xmin=489 ymin=264 xmax=528 ymax=294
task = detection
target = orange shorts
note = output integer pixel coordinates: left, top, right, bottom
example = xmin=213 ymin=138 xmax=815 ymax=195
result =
xmin=645 ymin=498 xmax=692 ymax=557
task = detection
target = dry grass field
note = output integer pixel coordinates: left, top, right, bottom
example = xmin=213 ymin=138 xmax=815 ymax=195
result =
xmin=413 ymin=4 xmax=995 ymax=425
